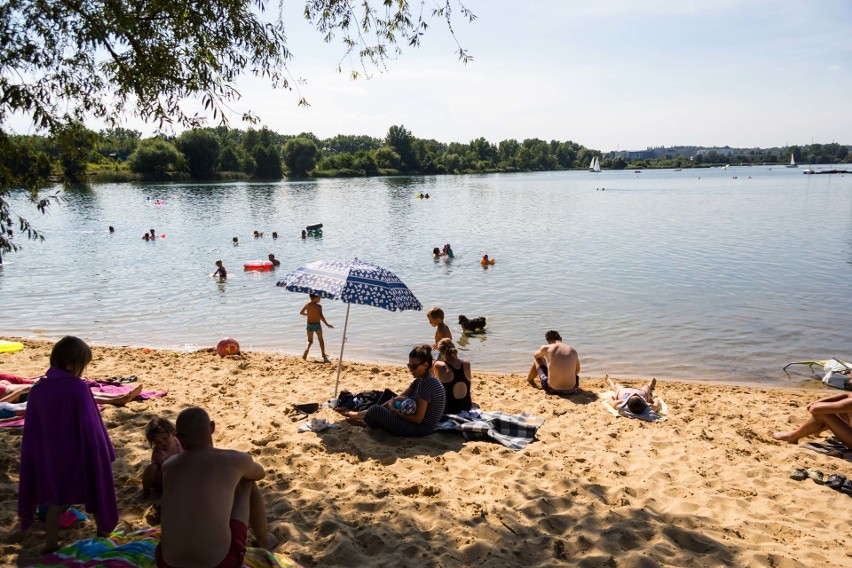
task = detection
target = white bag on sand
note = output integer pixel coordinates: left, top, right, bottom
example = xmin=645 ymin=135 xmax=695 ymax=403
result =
xmin=822 ymin=358 xmax=851 ymax=390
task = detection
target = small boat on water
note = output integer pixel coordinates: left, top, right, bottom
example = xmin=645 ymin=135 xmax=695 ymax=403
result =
xmin=588 ymin=156 xmax=601 ymax=173
xmin=785 ymin=153 xmax=798 ymax=168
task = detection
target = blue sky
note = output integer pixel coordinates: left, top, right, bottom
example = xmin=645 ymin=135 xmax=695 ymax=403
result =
xmin=12 ymin=0 xmax=852 ymax=152
xmin=258 ymin=0 xmax=852 ymax=151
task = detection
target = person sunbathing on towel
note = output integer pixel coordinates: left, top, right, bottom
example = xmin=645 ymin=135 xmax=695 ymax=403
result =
xmin=526 ymin=330 xmax=581 ymax=395
xmin=0 ymin=374 xmax=35 ymax=403
xmin=157 ymin=407 xmax=277 ymax=568
xmin=602 ymin=376 xmax=661 ymax=414
xmin=2 ymin=372 xmax=142 ymax=406
xmin=772 ymin=392 xmax=852 ymax=448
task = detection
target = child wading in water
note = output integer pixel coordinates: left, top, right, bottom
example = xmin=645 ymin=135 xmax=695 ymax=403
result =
xmin=427 ymin=307 xmax=453 ymax=356
xmin=142 ymin=417 xmax=182 ymax=499
xmin=300 ymin=294 xmax=333 ymax=363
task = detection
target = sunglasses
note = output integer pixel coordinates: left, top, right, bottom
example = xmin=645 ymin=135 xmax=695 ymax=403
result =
xmin=407 ymin=361 xmax=428 ymax=370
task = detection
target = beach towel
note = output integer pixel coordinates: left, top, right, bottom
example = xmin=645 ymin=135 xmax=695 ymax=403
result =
xmin=599 ymin=391 xmax=668 ymax=422
xmin=802 ymin=436 xmax=852 ymax=462
xmin=435 ymin=410 xmax=544 ymax=451
xmin=84 ymin=379 xmax=168 ymax=401
xmin=29 ymin=521 xmax=301 ymax=567
xmin=19 ymin=367 xmax=119 ymax=536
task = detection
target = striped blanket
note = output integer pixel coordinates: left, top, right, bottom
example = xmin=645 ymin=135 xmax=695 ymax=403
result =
xmin=29 ymin=521 xmax=300 ymax=568
xmin=435 ymin=410 xmax=544 ymax=451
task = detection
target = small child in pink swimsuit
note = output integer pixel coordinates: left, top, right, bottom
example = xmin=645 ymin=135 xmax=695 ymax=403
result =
xmin=142 ymin=417 xmax=182 ymax=499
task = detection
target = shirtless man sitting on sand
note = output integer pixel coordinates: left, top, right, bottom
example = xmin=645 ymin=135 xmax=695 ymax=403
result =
xmin=527 ymin=330 xmax=581 ymax=395
xmin=157 ymin=407 xmax=277 ymax=568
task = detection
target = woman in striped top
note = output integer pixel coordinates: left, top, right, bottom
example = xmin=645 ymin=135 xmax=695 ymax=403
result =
xmin=338 ymin=345 xmax=446 ymax=437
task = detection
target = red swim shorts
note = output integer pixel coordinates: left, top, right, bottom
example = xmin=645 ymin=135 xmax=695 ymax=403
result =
xmin=155 ymin=519 xmax=247 ymax=568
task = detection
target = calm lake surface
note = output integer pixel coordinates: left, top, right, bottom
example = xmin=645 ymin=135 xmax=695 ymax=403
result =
xmin=1 ymin=167 xmax=850 ymax=387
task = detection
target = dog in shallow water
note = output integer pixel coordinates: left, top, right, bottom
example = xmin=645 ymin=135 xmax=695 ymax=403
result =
xmin=458 ymin=315 xmax=487 ymax=333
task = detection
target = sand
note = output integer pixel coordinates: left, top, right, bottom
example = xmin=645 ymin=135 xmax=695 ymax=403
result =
xmin=1 ymin=337 xmax=851 ymax=567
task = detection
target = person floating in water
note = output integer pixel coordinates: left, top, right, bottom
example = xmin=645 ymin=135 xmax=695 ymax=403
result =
xmin=108 ymin=226 xmax=115 ymax=233
xmin=480 ymin=254 xmax=495 ymax=266
xmin=301 ymin=230 xmax=307 ymax=239
xmin=232 ymin=237 xmax=238 ymax=246
xmin=432 ymin=247 xmax=443 ymax=258
xmin=212 ymin=260 xmax=227 ymax=279
xmin=272 ymin=232 xmax=278 ymax=239
xmin=253 ymin=230 xmax=263 ymax=238
xmin=149 ymin=229 xmax=156 ymax=239
xmin=268 ymin=254 xmax=280 ymax=267
xmin=443 ymin=244 xmax=454 ymax=258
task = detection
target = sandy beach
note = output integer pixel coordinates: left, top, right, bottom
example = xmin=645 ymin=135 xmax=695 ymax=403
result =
xmin=1 ymin=337 xmax=851 ymax=567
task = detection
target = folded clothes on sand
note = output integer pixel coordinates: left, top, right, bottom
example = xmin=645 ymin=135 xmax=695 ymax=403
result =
xmin=435 ymin=410 xmax=544 ymax=451
xmin=599 ymin=391 xmax=668 ymax=422
xmin=29 ymin=521 xmax=301 ymax=568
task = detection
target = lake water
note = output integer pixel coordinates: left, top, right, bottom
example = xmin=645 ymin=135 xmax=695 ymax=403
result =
xmin=1 ymin=166 xmax=850 ymax=387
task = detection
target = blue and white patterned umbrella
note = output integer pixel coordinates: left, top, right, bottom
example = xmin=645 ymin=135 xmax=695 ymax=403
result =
xmin=275 ymin=258 xmax=422 ymax=312
xmin=276 ymin=258 xmax=422 ymax=400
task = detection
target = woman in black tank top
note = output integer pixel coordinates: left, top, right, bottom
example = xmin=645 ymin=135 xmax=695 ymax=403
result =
xmin=433 ymin=338 xmax=473 ymax=414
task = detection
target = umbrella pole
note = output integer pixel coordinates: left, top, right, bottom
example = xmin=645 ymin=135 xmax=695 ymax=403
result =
xmin=332 ymin=303 xmax=351 ymax=401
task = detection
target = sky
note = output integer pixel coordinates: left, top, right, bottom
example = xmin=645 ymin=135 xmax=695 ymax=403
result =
xmin=10 ymin=0 xmax=852 ymax=152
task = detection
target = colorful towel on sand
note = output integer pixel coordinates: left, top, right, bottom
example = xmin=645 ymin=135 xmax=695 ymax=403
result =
xmin=85 ymin=379 xmax=168 ymax=401
xmin=802 ymin=436 xmax=852 ymax=462
xmin=599 ymin=391 xmax=668 ymax=422
xmin=29 ymin=522 xmax=301 ymax=568
xmin=435 ymin=411 xmax=544 ymax=450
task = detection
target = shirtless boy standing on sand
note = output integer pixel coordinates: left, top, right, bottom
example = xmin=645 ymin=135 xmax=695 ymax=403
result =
xmin=300 ymin=294 xmax=333 ymax=362
xmin=156 ymin=407 xmax=276 ymax=568
xmin=527 ymin=330 xmax=581 ymax=395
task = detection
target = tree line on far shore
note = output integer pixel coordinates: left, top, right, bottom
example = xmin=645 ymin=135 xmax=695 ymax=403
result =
xmin=4 ymin=123 xmax=851 ymax=184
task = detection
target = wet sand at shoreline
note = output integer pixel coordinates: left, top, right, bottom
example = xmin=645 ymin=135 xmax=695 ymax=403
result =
xmin=1 ymin=338 xmax=851 ymax=567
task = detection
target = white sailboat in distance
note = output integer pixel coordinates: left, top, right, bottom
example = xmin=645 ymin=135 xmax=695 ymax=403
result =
xmin=785 ymin=153 xmax=798 ymax=168
xmin=589 ymin=156 xmax=601 ymax=172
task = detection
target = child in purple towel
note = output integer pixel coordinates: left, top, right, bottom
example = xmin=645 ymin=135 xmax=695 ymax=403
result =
xmin=18 ymin=336 xmax=119 ymax=553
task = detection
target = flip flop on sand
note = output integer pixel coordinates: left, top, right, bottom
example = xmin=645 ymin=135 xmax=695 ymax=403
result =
xmin=807 ymin=468 xmax=825 ymax=484
xmin=826 ymin=474 xmax=847 ymax=490
xmin=789 ymin=467 xmax=808 ymax=481
xmin=841 ymin=479 xmax=852 ymax=495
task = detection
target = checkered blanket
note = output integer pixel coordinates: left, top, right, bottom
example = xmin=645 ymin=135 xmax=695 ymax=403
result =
xmin=435 ymin=410 xmax=544 ymax=451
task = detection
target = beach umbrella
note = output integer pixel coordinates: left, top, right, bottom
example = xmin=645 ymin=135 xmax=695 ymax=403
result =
xmin=276 ymin=258 xmax=422 ymax=400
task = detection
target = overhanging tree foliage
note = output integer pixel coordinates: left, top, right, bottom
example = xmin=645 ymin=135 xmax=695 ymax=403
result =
xmin=0 ymin=0 xmax=474 ymax=255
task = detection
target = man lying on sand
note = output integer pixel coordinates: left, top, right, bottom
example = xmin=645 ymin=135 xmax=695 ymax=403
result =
xmin=773 ymin=392 xmax=852 ymax=448
xmin=602 ymin=376 xmax=661 ymax=413
xmin=526 ymin=330 xmax=581 ymax=395
xmin=157 ymin=407 xmax=277 ymax=568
